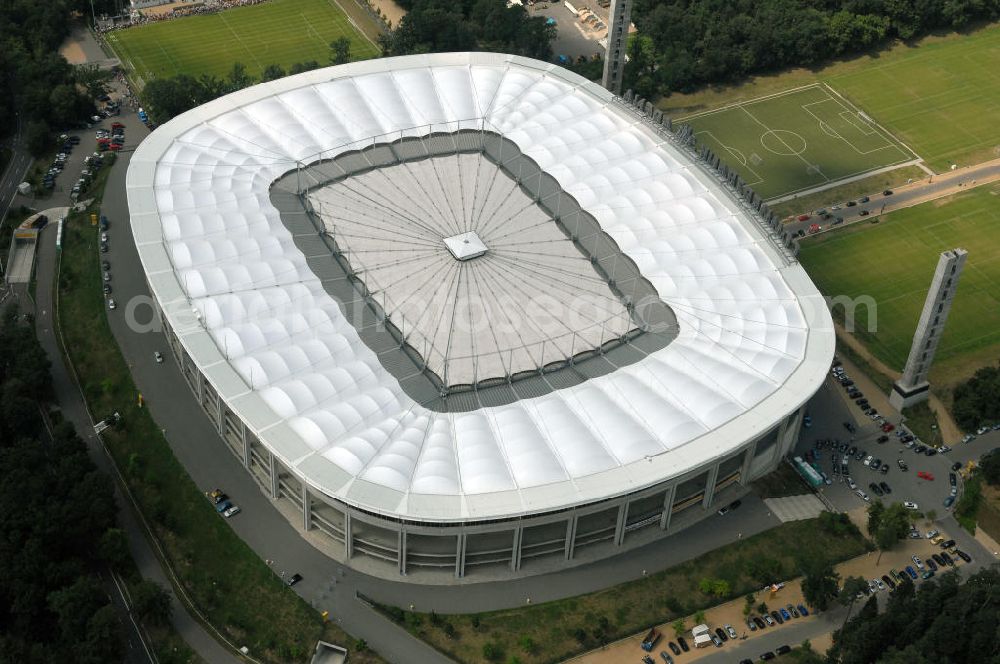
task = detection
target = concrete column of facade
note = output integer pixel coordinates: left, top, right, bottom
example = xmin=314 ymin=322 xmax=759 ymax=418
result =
xmin=268 ymin=451 xmax=279 ymax=499
xmin=613 ymin=501 xmax=628 ymax=547
xmin=739 ymin=438 xmax=759 ymax=486
xmin=660 ymin=484 xmax=677 ymax=530
xmin=702 ymin=463 xmax=720 ymax=508
xmin=601 ymin=0 xmax=632 ymax=94
xmin=454 ymin=533 xmax=467 ymax=579
xmin=301 ymin=480 xmax=311 ymax=532
xmin=241 ymin=422 xmax=251 ymax=469
xmin=510 ymin=526 xmax=523 ymax=572
xmin=216 ymin=400 xmax=225 ymax=436
xmin=344 ymin=510 xmax=354 ymax=558
xmin=398 ymin=530 xmax=407 ymax=576
xmin=564 ymin=515 xmax=578 ymax=560
xmin=778 ymin=410 xmax=803 ymax=458
xmin=195 ymin=363 xmax=204 ymax=402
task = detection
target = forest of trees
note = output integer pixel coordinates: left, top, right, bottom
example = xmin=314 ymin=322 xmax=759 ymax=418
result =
xmin=952 ymin=364 xmax=1000 ymax=431
xmin=381 ymin=0 xmax=555 ymax=59
xmin=624 ymin=0 xmax=1000 ymax=99
xmin=828 ymin=567 xmax=1000 ymax=664
xmin=0 ymin=306 xmax=130 ymax=662
xmin=0 ymin=0 xmax=117 ymax=154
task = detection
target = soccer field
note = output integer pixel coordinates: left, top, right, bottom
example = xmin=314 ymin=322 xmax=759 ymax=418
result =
xmin=662 ymin=24 xmax=1000 ymax=177
xmin=798 ymin=185 xmax=1000 ymax=382
xmin=679 ymin=84 xmax=917 ymax=200
xmin=108 ymin=0 xmax=380 ymax=83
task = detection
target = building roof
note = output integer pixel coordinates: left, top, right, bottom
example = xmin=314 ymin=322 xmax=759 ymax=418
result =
xmin=127 ymin=53 xmax=834 ymax=523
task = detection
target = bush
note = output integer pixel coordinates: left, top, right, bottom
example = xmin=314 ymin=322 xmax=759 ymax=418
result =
xmin=952 ymin=365 xmax=1000 ymax=431
xmin=482 ymin=642 xmax=501 ymax=661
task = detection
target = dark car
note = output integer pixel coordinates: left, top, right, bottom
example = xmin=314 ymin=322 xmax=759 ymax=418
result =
xmin=883 ymin=189 xmax=893 ymax=196
xmin=870 ymin=482 xmax=884 ymax=496
xmin=926 ymin=558 xmax=938 ymax=571
xmin=880 ymin=464 xmax=890 ymax=475
xmin=668 ymin=641 xmax=681 ymax=655
xmin=753 ymin=616 xmax=767 ymax=629
xmin=955 ymin=550 xmax=972 ymax=563
xmin=882 ymin=574 xmax=896 ymax=590
xmin=944 ymin=496 xmax=956 ymax=508
xmin=951 ymin=461 xmax=963 ymax=471
xmin=286 ymin=573 xmax=303 ymax=586
xmin=102 ymin=260 xmax=111 ymax=271
xmin=905 ymin=566 xmax=918 ymax=579
xmin=941 ymin=552 xmax=954 ymax=566
xmin=879 ymin=481 xmax=892 ymax=494
xmin=843 ymin=421 xmax=856 ymax=433
xmin=643 ymin=656 xmax=655 ymax=664
xmin=103 ymin=283 xmax=112 ymax=295
xmin=776 ymin=645 xmax=792 ymax=655
xmin=913 ymin=444 xmax=927 ymax=454
xmin=950 ymin=473 xmax=958 ymax=486
xmin=859 ymin=209 xmax=870 ymax=216
xmin=859 ymin=196 xmax=870 ymax=203
xmin=729 ymin=499 xmax=742 ymax=511
xmin=760 ymin=652 xmax=775 ymax=661
xmin=897 ymin=459 xmax=909 ymax=471
xmin=877 ymin=435 xmax=889 ymax=443
xmin=787 ymin=604 xmax=799 ymax=618
xmin=659 ymin=652 xmax=673 ymax=664
xmin=797 ymin=604 xmax=809 ymax=617
xmin=940 ymin=539 xmax=956 ymax=549
xmin=677 ymin=637 xmax=689 ymax=652
xmin=715 ymin=627 xmax=728 ymax=642
xmin=932 ymin=553 xmax=946 ymax=567
xmin=771 ymin=610 xmax=783 ymax=625
xmin=925 ymin=448 xmax=938 ymax=457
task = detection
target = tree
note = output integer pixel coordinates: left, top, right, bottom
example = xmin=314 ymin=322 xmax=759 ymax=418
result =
xmin=800 ymin=559 xmax=839 ymax=611
xmin=261 ymin=64 xmax=286 ymax=82
xmin=98 ymin=528 xmax=131 ymax=570
xmin=48 ymin=577 xmax=108 ymax=641
xmin=837 ymin=575 xmax=869 ymax=626
xmin=925 ymin=508 xmax=938 ymax=524
xmin=483 ymin=642 xmax=501 ymax=660
xmin=131 ymin=580 xmax=172 ymax=625
xmin=982 ymin=450 xmax=1000 ymax=486
xmin=226 ymin=62 xmax=254 ymax=92
xmin=743 ymin=593 xmax=755 ymax=617
xmin=289 ymin=60 xmax=321 ymax=75
xmin=330 ymin=37 xmax=352 ymax=65
xmin=867 ymin=500 xmax=886 ymax=535
xmin=672 ymin=619 xmax=685 ymax=638
xmin=693 ymin=610 xmax=706 ymax=625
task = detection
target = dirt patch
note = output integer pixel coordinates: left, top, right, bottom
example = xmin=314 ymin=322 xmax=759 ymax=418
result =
xmin=59 ymin=40 xmax=88 ymax=65
xmin=141 ymin=1 xmax=204 ymax=18
xmin=370 ymin=0 xmax=405 ymax=27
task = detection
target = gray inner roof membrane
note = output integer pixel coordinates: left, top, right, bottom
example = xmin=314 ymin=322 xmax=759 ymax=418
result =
xmin=269 ymin=129 xmax=678 ymax=412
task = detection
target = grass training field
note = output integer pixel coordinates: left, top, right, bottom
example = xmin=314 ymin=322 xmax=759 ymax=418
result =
xmin=662 ymin=23 xmax=1000 ymax=176
xmin=680 ymin=84 xmax=916 ymax=200
xmin=108 ymin=0 xmax=379 ymax=84
xmin=799 ymin=185 xmax=1000 ymax=385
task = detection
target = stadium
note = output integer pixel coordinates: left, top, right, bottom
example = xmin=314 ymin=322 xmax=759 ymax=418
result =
xmin=127 ymin=52 xmax=834 ymax=580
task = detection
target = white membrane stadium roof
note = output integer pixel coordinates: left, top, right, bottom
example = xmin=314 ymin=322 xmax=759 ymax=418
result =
xmin=128 ymin=53 xmax=834 ymax=523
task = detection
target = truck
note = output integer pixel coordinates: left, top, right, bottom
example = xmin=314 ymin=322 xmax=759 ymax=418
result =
xmin=693 ymin=633 xmax=713 ymax=649
xmin=640 ymin=628 xmax=661 ymax=652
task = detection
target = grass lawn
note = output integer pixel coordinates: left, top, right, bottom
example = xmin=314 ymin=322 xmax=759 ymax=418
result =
xmin=679 ymin=84 xmax=915 ymax=199
xmin=661 ymin=23 xmax=1000 ymax=175
xmin=900 ymin=402 xmax=943 ymax=448
xmin=380 ymin=517 xmax=870 ymax=664
xmin=107 ymin=0 xmax=379 ymax=83
xmin=751 ymin=460 xmax=814 ymax=499
xmin=798 ymin=185 xmax=1000 ymax=385
xmin=56 ymin=169 xmax=383 ymax=663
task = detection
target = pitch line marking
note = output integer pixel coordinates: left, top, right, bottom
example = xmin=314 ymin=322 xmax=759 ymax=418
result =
xmin=694 ymin=129 xmax=764 ymax=186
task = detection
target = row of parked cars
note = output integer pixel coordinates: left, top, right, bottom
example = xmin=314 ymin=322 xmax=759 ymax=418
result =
xmin=208 ymin=488 xmax=241 ymax=518
xmin=42 ymin=134 xmax=82 ymax=190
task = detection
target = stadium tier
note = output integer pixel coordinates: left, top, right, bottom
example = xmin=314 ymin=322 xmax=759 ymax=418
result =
xmin=127 ymin=53 xmax=834 ymax=579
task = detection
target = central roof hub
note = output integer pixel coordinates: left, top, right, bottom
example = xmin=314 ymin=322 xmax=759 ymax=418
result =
xmin=443 ymin=231 xmax=488 ymax=261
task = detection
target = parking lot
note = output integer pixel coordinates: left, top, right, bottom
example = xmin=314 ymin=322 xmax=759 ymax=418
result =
xmin=528 ymin=0 xmax=607 ymax=59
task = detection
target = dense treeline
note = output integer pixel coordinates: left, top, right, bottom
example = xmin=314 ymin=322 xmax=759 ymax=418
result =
xmin=952 ymin=364 xmax=1000 ymax=431
xmin=0 ymin=0 xmax=114 ymax=153
xmin=625 ymin=0 xmax=1000 ymax=98
xmin=380 ymin=0 xmax=554 ymax=59
xmin=0 ymin=306 xmax=126 ymax=662
xmin=829 ymin=567 xmax=1000 ymax=664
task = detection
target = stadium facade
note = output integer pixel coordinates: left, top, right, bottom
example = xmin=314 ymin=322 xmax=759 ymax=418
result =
xmin=127 ymin=53 xmax=834 ymax=579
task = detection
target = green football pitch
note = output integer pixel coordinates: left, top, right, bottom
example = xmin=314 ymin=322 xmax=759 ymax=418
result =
xmin=678 ymin=84 xmax=917 ymax=200
xmin=107 ymin=0 xmax=380 ymax=84
xmin=798 ymin=185 xmax=1000 ymax=381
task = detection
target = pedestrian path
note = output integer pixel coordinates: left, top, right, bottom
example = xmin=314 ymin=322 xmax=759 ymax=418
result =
xmin=764 ymin=494 xmax=826 ymax=522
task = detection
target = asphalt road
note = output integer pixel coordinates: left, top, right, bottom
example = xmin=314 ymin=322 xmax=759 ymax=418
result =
xmin=784 ymin=158 xmax=1000 ymax=237
xmin=0 ymin=113 xmax=31 ymax=235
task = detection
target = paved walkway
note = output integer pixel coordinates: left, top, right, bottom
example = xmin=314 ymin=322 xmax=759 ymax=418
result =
xmin=764 ymin=494 xmax=826 ymax=522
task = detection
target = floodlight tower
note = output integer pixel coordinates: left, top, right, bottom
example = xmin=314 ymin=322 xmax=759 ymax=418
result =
xmin=889 ymin=248 xmax=967 ymax=410
xmin=601 ymin=0 xmax=632 ymax=95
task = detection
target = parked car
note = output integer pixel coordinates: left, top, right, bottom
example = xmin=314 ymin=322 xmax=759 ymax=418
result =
xmin=786 ymin=604 xmax=799 ymax=618
xmin=779 ymin=608 xmax=791 ymax=621
xmin=286 ymin=573 xmax=303 ymax=586
xmin=912 ymin=555 xmax=923 ymax=570
xmin=944 ymin=496 xmax=956 ymax=508
xmin=905 ymin=566 xmax=918 ymax=579
xmin=879 ymin=481 xmax=892 ymax=494
xmin=760 ymin=652 xmax=775 ymax=661
xmin=775 ymin=645 xmax=792 ymax=655
xmin=659 ymin=651 xmax=674 ymax=664
xmin=897 ymin=459 xmax=909 ymax=471
xmin=904 ymin=501 xmax=919 ymax=510
xmin=771 ymin=610 xmax=783 ymax=625
xmin=223 ymin=504 xmax=241 ymax=517
xmin=714 ymin=627 xmax=727 ymax=642
xmin=215 ymin=499 xmax=232 ymax=513
xmin=668 ymin=641 xmax=681 ymax=655
xmin=797 ymin=604 xmax=809 ymax=617
xmin=725 ymin=624 xmax=738 ymax=639
xmin=677 ymin=637 xmax=689 ymax=652
xmin=940 ymin=552 xmax=954 ymax=566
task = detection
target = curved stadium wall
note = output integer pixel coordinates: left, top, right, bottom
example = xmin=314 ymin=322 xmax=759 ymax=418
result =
xmin=127 ymin=53 xmax=834 ymax=580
